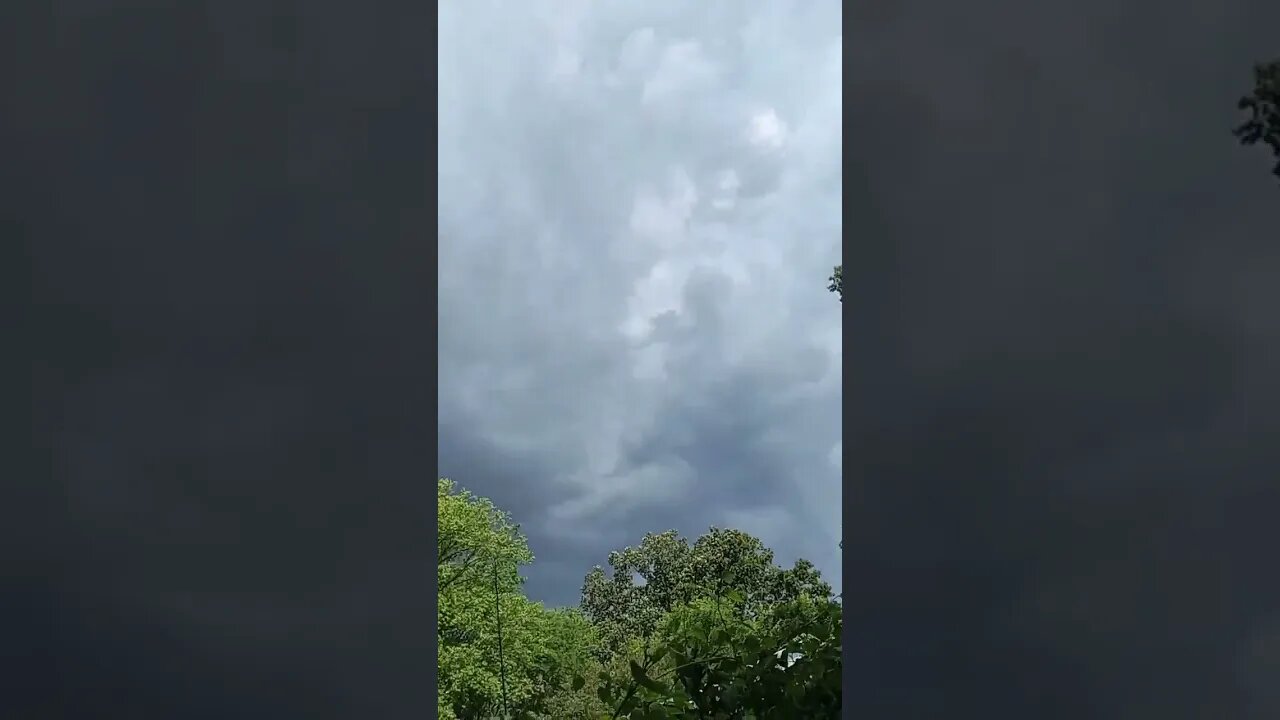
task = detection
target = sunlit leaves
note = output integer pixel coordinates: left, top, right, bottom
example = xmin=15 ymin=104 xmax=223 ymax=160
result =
xmin=438 ymin=479 xmax=599 ymax=718
xmin=580 ymin=528 xmax=833 ymax=661
xmin=438 ymin=479 xmax=841 ymax=718
xmin=595 ymin=588 xmax=842 ymax=718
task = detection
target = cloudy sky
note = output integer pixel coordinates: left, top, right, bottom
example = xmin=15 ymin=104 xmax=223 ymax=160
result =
xmin=438 ymin=0 xmax=844 ymax=607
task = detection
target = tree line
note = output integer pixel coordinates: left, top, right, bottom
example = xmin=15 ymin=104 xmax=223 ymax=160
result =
xmin=437 ymin=479 xmax=842 ymax=719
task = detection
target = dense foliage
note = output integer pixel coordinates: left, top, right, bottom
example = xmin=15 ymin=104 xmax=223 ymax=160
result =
xmin=438 ymin=479 xmax=597 ymax=719
xmin=437 ymin=479 xmax=840 ymax=718
xmin=580 ymin=528 xmax=832 ymax=660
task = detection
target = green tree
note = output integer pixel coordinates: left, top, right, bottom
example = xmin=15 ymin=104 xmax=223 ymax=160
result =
xmin=437 ymin=482 xmax=840 ymax=717
xmin=591 ymin=591 xmax=843 ymax=719
xmin=438 ymin=478 xmax=531 ymax=595
xmin=579 ymin=528 xmax=832 ymax=659
xmin=438 ymin=479 xmax=596 ymax=718
xmin=531 ymin=608 xmax=610 ymax=718
xmin=827 ymin=265 xmax=842 ymax=302
xmin=1235 ymin=59 xmax=1280 ymax=182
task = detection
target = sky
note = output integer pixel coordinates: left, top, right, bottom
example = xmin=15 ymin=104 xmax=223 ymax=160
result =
xmin=437 ymin=1 xmax=844 ymax=609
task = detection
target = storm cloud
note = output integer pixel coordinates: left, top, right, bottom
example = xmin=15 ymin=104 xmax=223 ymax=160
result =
xmin=438 ymin=0 xmax=844 ymax=607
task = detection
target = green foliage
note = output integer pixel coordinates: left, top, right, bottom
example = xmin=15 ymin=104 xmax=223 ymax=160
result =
xmin=530 ymin=609 xmax=609 ymax=718
xmin=438 ymin=479 xmax=598 ymax=718
xmin=438 ymin=478 xmax=532 ymax=595
xmin=594 ymin=594 xmax=843 ymax=719
xmin=437 ymin=480 xmax=840 ymax=718
xmin=579 ymin=528 xmax=833 ymax=659
xmin=827 ymin=265 xmax=842 ymax=302
xmin=1235 ymin=59 xmax=1280 ymax=182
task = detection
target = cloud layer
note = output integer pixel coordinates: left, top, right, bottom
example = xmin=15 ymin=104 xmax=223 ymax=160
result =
xmin=438 ymin=1 xmax=844 ymax=606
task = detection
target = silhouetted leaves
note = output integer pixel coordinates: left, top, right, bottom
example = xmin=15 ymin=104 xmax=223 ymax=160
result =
xmin=1234 ymin=59 xmax=1280 ymax=182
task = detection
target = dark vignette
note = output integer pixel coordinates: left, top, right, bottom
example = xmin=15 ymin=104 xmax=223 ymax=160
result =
xmin=845 ymin=1 xmax=1280 ymax=718
xmin=13 ymin=0 xmax=438 ymax=717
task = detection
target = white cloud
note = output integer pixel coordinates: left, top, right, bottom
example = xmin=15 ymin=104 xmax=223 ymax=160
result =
xmin=747 ymin=108 xmax=789 ymax=149
xmin=438 ymin=0 xmax=843 ymax=605
xmin=642 ymin=40 xmax=720 ymax=107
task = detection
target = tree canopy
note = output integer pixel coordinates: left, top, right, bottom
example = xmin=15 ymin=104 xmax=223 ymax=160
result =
xmin=437 ymin=479 xmax=840 ymax=718
xmin=438 ymin=479 xmax=595 ymax=719
xmin=580 ymin=528 xmax=833 ymax=660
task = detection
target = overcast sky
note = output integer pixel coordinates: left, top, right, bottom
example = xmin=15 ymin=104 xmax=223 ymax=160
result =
xmin=438 ymin=0 xmax=844 ymax=608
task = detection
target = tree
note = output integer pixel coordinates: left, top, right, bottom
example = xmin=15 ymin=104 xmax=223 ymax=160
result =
xmin=436 ymin=482 xmax=841 ymax=717
xmin=529 ymin=608 xmax=609 ymax=718
xmin=1234 ymin=59 xmax=1280 ymax=182
xmin=579 ymin=528 xmax=833 ymax=659
xmin=437 ymin=479 xmax=596 ymax=719
xmin=591 ymin=591 xmax=843 ymax=719
xmin=438 ymin=478 xmax=531 ymax=595
xmin=827 ymin=265 xmax=842 ymax=302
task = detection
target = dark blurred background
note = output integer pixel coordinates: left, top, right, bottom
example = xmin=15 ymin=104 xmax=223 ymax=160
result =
xmin=13 ymin=1 xmax=435 ymax=716
xmin=847 ymin=0 xmax=1280 ymax=718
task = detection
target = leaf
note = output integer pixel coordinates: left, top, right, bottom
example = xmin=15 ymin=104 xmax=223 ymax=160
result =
xmin=635 ymin=704 xmax=669 ymax=720
xmin=597 ymin=685 xmax=612 ymax=705
xmin=630 ymin=660 xmax=668 ymax=693
xmin=571 ymin=674 xmax=585 ymax=691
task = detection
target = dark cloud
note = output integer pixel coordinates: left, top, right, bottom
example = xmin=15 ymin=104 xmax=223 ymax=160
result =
xmin=849 ymin=0 xmax=1280 ymax=716
xmin=18 ymin=1 xmax=433 ymax=716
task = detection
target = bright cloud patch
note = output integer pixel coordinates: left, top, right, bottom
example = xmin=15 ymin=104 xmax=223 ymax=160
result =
xmin=747 ymin=108 xmax=789 ymax=149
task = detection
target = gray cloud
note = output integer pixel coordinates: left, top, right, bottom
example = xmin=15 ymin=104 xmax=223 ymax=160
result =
xmin=438 ymin=0 xmax=843 ymax=606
